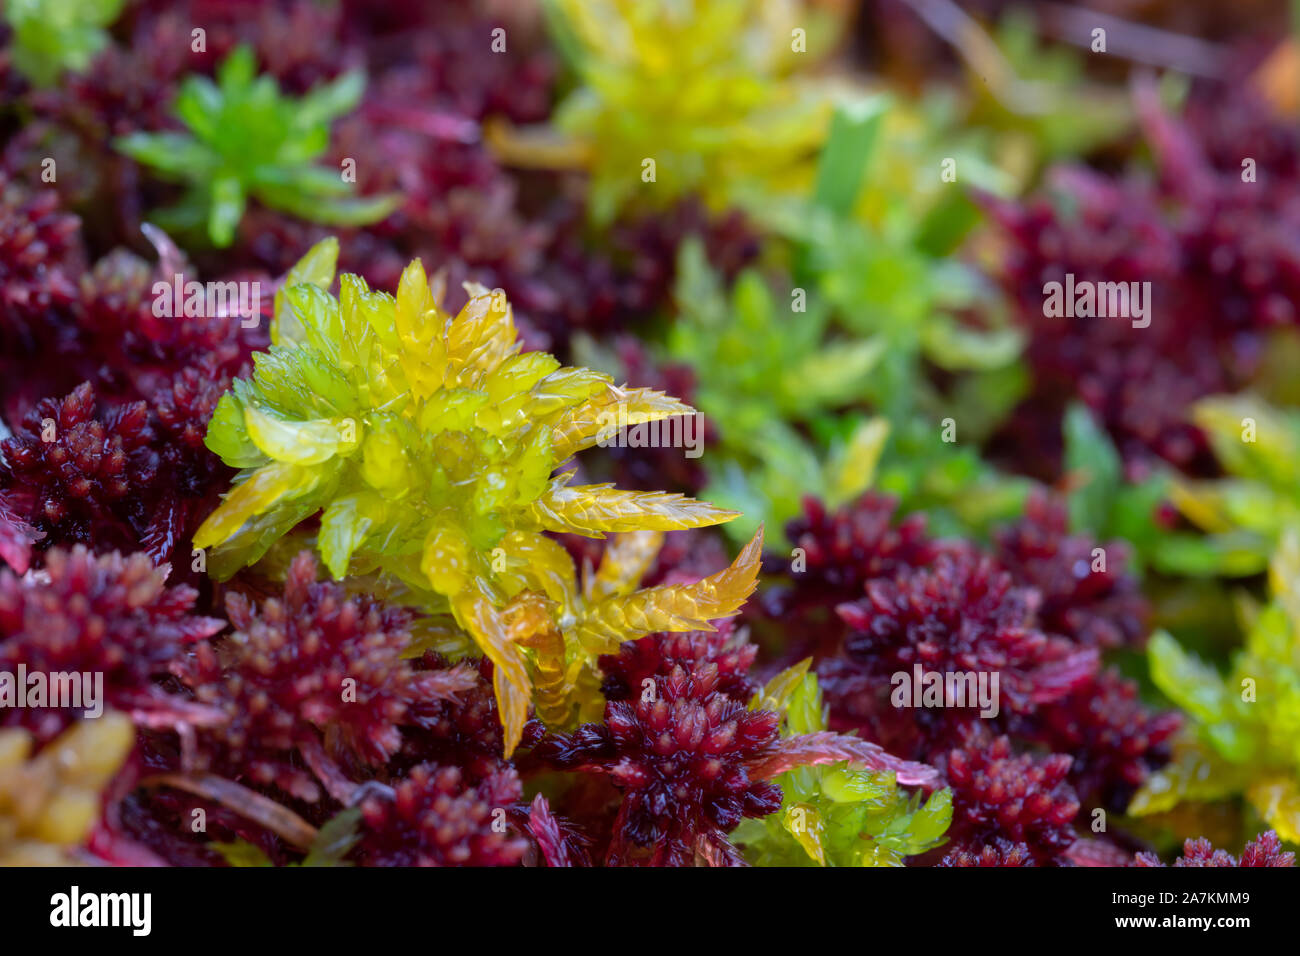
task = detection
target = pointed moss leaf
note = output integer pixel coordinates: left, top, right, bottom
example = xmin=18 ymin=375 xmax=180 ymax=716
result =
xmin=783 ymin=803 xmax=827 ymax=865
xmin=243 ymin=405 xmax=360 ymax=465
xmin=1247 ymin=777 xmax=1300 ymax=844
xmin=285 ymin=283 xmax=344 ymax=360
xmin=825 ymin=417 xmax=890 ymax=510
xmin=302 ymin=806 xmax=362 ymax=867
xmin=813 ymin=95 xmax=889 ymax=216
xmin=453 ymin=592 xmax=532 ymax=756
xmin=571 ymin=527 xmax=763 ymax=653
xmin=5 ymin=0 xmax=125 ymax=86
xmin=750 ymin=731 xmax=940 ymax=789
xmin=206 ymin=394 xmax=268 ymax=469
xmin=783 ymin=672 xmax=828 ymax=736
xmin=1128 ymin=737 xmax=1249 ymax=816
xmin=1064 ymin=402 xmax=1122 ymax=535
xmin=274 ymin=237 xmax=339 ymax=347
xmin=210 ymin=840 xmax=274 ymax=867
xmin=295 ymin=70 xmax=365 ymax=128
xmin=786 ymin=336 xmax=886 ymax=404
xmin=1193 ymin=394 xmax=1300 ymax=487
xmin=589 ymin=529 xmax=664 ymax=602
xmin=1147 ymin=630 xmax=1229 ymax=725
xmin=193 ymin=460 xmax=328 ymax=550
xmin=208 ymin=176 xmax=246 ymax=247
xmin=319 ymin=494 xmax=385 ymax=580
xmin=530 ymin=482 xmax=739 ymax=535
xmin=750 ymin=658 xmax=813 ymax=713
xmin=207 ymin=500 xmax=321 ymax=581
xmin=920 ymin=320 xmax=1022 ymax=371
xmin=114 ymin=132 xmax=215 ymax=178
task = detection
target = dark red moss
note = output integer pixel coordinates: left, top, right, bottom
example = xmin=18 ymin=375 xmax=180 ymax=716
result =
xmin=0 ymin=380 xmax=231 ymax=568
xmin=72 ymin=249 xmax=261 ymax=397
xmin=513 ymin=793 xmax=593 ymax=868
xmin=0 ymin=180 xmax=251 ymax=573
xmin=980 ymin=171 xmax=1219 ymax=478
xmin=835 ymin=553 xmax=1096 ymax=741
xmin=756 ymin=492 xmax=950 ymax=667
xmin=0 ymin=544 xmax=222 ymax=740
xmin=2 ymin=383 xmax=151 ymax=541
xmin=356 ymin=763 xmax=528 ymax=867
xmin=786 ymin=492 xmax=942 ymax=598
xmin=0 ymin=168 xmax=260 ymax=423
xmin=938 ymin=838 xmax=1035 ymax=867
xmin=0 ymin=172 xmax=82 ymax=354
xmin=981 ymin=84 xmax=1300 ymax=480
xmin=991 ymin=490 xmax=1147 ymax=651
xmin=1134 ymin=830 xmax=1296 ymax=867
xmin=598 ymin=621 xmax=759 ymax=706
xmin=1034 ymin=668 xmax=1181 ymax=812
xmin=0 ymin=491 xmax=43 ymax=574
xmin=537 ymin=631 xmax=783 ymax=866
xmin=942 ymin=734 xmax=1080 ymax=866
xmin=393 ymin=652 xmax=544 ymax=782
xmin=185 ymin=552 xmax=477 ymax=802
xmin=773 ymin=491 xmax=1176 ymax=815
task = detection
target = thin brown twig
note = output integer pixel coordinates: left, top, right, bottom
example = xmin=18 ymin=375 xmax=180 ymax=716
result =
xmin=140 ymin=772 xmax=319 ymax=849
xmin=897 ymin=0 xmax=1056 ymax=115
xmin=1037 ymin=3 xmax=1227 ymax=78
xmin=897 ymin=0 xmax=1228 ymax=117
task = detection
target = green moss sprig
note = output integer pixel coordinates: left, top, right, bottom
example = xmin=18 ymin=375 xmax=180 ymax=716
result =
xmin=195 ymin=239 xmax=756 ymax=752
xmin=115 ymin=46 xmax=398 ymax=247
xmin=1132 ymin=530 xmax=1300 ymax=842
xmin=2 ymin=0 xmax=125 ymax=87
xmin=535 ymin=0 xmax=837 ymax=224
xmin=735 ymin=666 xmax=952 ymax=866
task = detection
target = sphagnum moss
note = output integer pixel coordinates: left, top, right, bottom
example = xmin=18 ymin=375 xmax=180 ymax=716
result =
xmin=195 ymin=238 xmax=759 ymax=753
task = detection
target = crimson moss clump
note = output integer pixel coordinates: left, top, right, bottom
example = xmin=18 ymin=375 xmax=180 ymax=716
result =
xmin=185 ymin=552 xmax=477 ymax=802
xmin=991 ymin=491 xmax=1147 ymax=651
xmin=356 ymin=763 xmax=528 ymax=867
xmin=981 ymin=84 xmax=1300 ymax=480
xmin=0 ymin=170 xmax=253 ymax=574
xmin=1 ymin=0 xmax=1293 ymax=874
xmin=939 ymin=839 xmax=1035 ymax=867
xmin=835 ymin=552 xmax=1096 ymax=752
xmin=1035 ymin=669 xmax=1180 ymax=811
xmin=537 ymin=632 xmax=784 ymax=866
xmin=942 ymin=734 xmax=1080 ymax=866
xmin=392 ymin=653 xmax=544 ymax=782
xmin=758 ymin=492 xmax=950 ymax=666
xmin=0 ymin=544 xmax=222 ymax=739
xmin=0 ymin=172 xmax=81 ymax=353
xmin=1135 ymin=830 xmax=1295 ymax=868
xmin=2 ymin=384 xmax=153 ymax=545
xmin=597 ymin=622 xmax=759 ymax=706
xmin=787 ymin=492 xmax=940 ymax=595
xmin=773 ymin=489 xmax=1177 ymax=848
xmin=0 ymin=379 xmax=232 ymax=568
